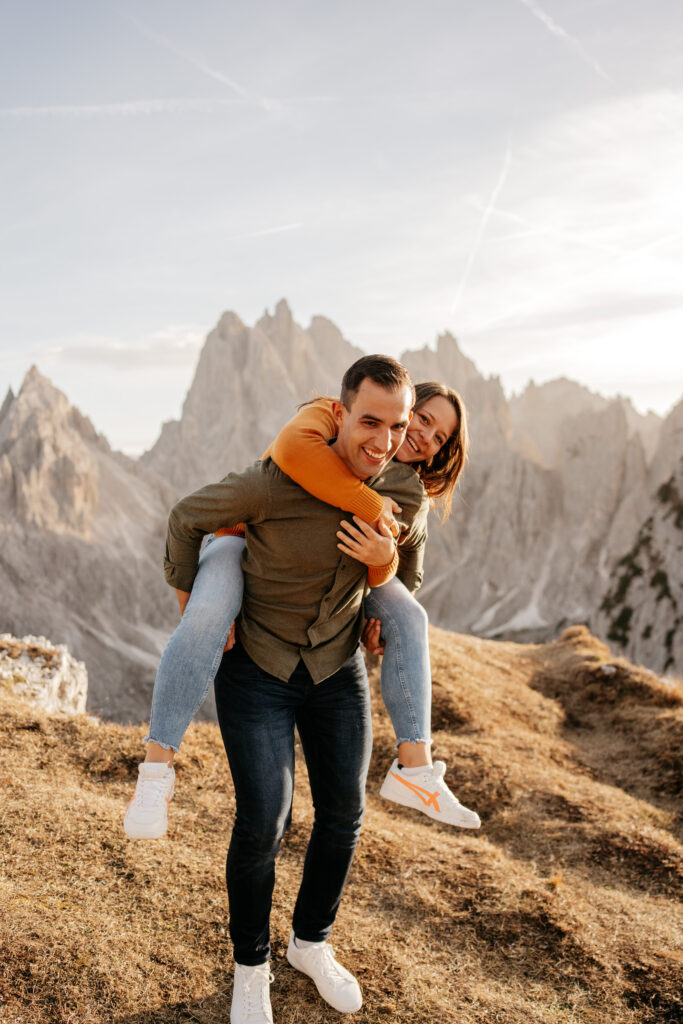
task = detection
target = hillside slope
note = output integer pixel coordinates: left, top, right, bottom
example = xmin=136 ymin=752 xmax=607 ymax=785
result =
xmin=1 ymin=626 xmax=681 ymax=1024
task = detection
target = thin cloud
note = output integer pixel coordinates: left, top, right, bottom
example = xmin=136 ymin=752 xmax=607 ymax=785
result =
xmin=451 ymin=141 xmax=512 ymax=315
xmin=516 ymin=0 xmax=611 ymax=83
xmin=39 ymin=327 xmax=204 ymax=369
xmin=471 ymin=291 xmax=683 ymax=335
xmin=0 ymin=98 xmax=245 ymax=119
xmin=229 ymin=222 xmax=302 ymax=241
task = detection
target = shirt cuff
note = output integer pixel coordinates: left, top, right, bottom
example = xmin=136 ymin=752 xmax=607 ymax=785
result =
xmin=367 ymin=547 xmax=399 ymax=589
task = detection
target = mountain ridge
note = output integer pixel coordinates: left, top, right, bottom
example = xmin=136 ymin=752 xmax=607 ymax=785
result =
xmin=1 ymin=300 xmax=681 ymax=721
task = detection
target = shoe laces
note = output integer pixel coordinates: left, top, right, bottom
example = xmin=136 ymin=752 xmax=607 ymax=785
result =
xmin=428 ymin=762 xmax=462 ymax=807
xmin=241 ymin=963 xmax=273 ymax=1018
xmin=308 ymin=944 xmax=348 ymax=986
xmin=134 ymin=771 xmax=171 ymax=809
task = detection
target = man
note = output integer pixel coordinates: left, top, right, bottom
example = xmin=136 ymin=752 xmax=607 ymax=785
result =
xmin=163 ymin=356 xmax=428 ymax=1024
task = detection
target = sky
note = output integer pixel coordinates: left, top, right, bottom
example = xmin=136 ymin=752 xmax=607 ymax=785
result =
xmin=1 ymin=0 xmax=682 ymax=453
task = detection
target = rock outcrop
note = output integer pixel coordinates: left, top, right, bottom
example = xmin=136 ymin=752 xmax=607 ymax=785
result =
xmin=0 ymin=634 xmax=88 ymax=715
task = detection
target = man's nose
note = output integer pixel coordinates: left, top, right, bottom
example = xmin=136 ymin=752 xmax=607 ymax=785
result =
xmin=374 ymin=427 xmax=392 ymax=452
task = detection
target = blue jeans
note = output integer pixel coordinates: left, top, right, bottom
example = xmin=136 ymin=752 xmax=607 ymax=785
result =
xmin=146 ymin=535 xmax=246 ymax=751
xmin=147 ymin=536 xmax=431 ymax=750
xmin=365 ymin=576 xmax=431 ymax=746
xmin=214 ymin=642 xmax=372 ymax=965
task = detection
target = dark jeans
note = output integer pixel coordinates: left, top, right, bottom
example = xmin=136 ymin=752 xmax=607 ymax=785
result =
xmin=214 ymin=641 xmax=373 ymax=966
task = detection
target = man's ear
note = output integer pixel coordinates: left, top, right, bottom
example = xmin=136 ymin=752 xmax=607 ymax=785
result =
xmin=331 ymin=401 xmax=346 ymax=431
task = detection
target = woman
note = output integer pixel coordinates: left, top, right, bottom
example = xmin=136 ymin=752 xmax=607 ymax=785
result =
xmin=123 ymin=382 xmax=480 ymax=838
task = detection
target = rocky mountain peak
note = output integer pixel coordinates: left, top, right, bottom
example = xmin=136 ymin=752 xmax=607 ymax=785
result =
xmin=0 ymin=369 xmax=106 ymax=535
xmin=1 ymin=366 xmax=105 ymax=454
xmin=143 ymin=303 xmax=360 ymax=492
xmin=0 ymin=387 xmax=14 ymax=426
xmin=256 ymin=298 xmax=294 ymax=338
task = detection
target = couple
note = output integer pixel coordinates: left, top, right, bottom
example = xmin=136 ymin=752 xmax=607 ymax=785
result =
xmin=124 ymin=355 xmax=480 ymax=1023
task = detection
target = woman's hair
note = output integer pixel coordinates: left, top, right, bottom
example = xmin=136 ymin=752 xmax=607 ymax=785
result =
xmin=411 ymin=381 xmax=469 ymax=523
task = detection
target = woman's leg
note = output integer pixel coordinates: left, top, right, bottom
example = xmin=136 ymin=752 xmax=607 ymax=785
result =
xmin=364 ymin=576 xmax=432 ymax=767
xmin=144 ymin=535 xmax=246 ymax=755
xmin=124 ymin=535 xmax=247 ymax=839
xmin=365 ymin=577 xmax=480 ymax=829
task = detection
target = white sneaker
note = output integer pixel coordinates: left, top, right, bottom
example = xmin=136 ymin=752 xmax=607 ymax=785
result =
xmin=379 ymin=759 xmax=481 ymax=828
xmin=123 ymin=761 xmax=175 ymax=839
xmin=286 ymin=931 xmax=362 ymax=1013
xmin=230 ymin=962 xmax=274 ymax=1024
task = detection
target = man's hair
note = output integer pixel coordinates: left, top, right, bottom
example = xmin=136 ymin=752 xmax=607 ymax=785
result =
xmin=340 ymin=355 xmax=414 ymax=411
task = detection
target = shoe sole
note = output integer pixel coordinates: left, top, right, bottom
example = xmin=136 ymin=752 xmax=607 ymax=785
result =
xmin=286 ymin=949 xmax=362 ymax=1013
xmin=123 ymin=818 xmax=168 ymax=839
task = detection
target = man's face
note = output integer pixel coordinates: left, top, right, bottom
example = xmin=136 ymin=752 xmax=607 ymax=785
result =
xmin=332 ymin=378 xmax=413 ymax=479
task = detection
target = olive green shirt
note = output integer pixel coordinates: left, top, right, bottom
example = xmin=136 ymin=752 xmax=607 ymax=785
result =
xmin=164 ymin=457 xmax=429 ymax=683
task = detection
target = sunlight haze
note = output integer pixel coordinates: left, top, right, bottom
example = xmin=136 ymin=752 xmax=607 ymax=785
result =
xmin=2 ymin=0 xmax=682 ymax=453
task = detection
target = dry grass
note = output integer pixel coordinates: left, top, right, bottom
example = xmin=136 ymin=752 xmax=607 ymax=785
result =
xmin=1 ymin=625 xmax=681 ymax=1024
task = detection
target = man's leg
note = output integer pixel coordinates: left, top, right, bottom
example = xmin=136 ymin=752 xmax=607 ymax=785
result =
xmin=292 ymin=647 xmax=372 ymax=942
xmin=214 ymin=642 xmax=301 ymax=967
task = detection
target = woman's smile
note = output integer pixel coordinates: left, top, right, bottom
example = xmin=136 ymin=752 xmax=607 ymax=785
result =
xmin=396 ymin=395 xmax=459 ymax=464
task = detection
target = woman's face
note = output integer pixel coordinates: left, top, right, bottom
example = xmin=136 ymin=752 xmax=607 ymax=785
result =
xmin=395 ymin=394 xmax=459 ymax=464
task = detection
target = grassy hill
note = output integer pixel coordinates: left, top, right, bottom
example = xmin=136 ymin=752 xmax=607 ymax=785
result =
xmin=1 ymin=625 xmax=681 ymax=1024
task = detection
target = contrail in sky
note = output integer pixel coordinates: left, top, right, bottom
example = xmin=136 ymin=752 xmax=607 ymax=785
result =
xmin=123 ymin=12 xmax=269 ymax=109
xmin=229 ymin=222 xmax=302 ymax=241
xmin=516 ymin=0 xmax=611 ymax=82
xmin=451 ymin=142 xmax=512 ymax=316
xmin=0 ymin=98 xmax=245 ymax=118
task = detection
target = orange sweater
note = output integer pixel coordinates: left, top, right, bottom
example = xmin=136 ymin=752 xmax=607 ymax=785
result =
xmin=216 ymin=398 xmax=398 ymax=587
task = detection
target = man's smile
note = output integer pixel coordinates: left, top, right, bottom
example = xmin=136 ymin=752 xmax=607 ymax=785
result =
xmin=361 ymin=445 xmax=389 ymax=465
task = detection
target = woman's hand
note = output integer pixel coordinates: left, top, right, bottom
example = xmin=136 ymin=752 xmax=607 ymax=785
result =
xmin=337 ymin=516 xmax=395 ymax=567
xmin=376 ymin=495 xmax=401 ymax=539
xmin=362 ymin=617 xmax=385 ymax=656
xmin=175 ymin=589 xmax=191 ymax=616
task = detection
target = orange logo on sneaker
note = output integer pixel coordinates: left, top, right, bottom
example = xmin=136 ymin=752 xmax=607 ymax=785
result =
xmin=390 ymin=771 xmax=441 ymax=813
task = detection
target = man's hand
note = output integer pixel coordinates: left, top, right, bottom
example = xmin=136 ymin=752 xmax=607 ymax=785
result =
xmin=362 ymin=617 xmax=385 ymax=655
xmin=376 ymin=495 xmax=401 ymax=539
xmin=337 ymin=516 xmax=395 ymax=567
xmin=224 ymin=621 xmax=237 ymax=652
xmin=175 ymin=589 xmax=191 ymax=616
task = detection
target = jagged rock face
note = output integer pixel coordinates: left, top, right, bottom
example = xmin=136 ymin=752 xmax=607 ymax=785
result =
xmin=509 ymin=378 xmax=662 ymax=468
xmin=596 ymin=400 xmax=683 ymax=673
xmin=0 ymin=367 xmax=103 ymax=536
xmin=0 ymin=634 xmax=88 ymax=715
xmin=0 ymin=370 xmax=179 ymax=722
xmin=142 ymin=301 xmax=363 ymax=494
xmin=404 ymin=355 xmax=657 ymax=651
xmin=3 ymin=302 xmax=681 ymax=724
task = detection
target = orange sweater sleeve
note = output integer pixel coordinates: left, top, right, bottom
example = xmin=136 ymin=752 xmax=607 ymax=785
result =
xmin=218 ymin=399 xmax=396 ymax=584
xmin=266 ymin=398 xmax=385 ymax=524
xmin=367 ymin=546 xmax=399 ymax=588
